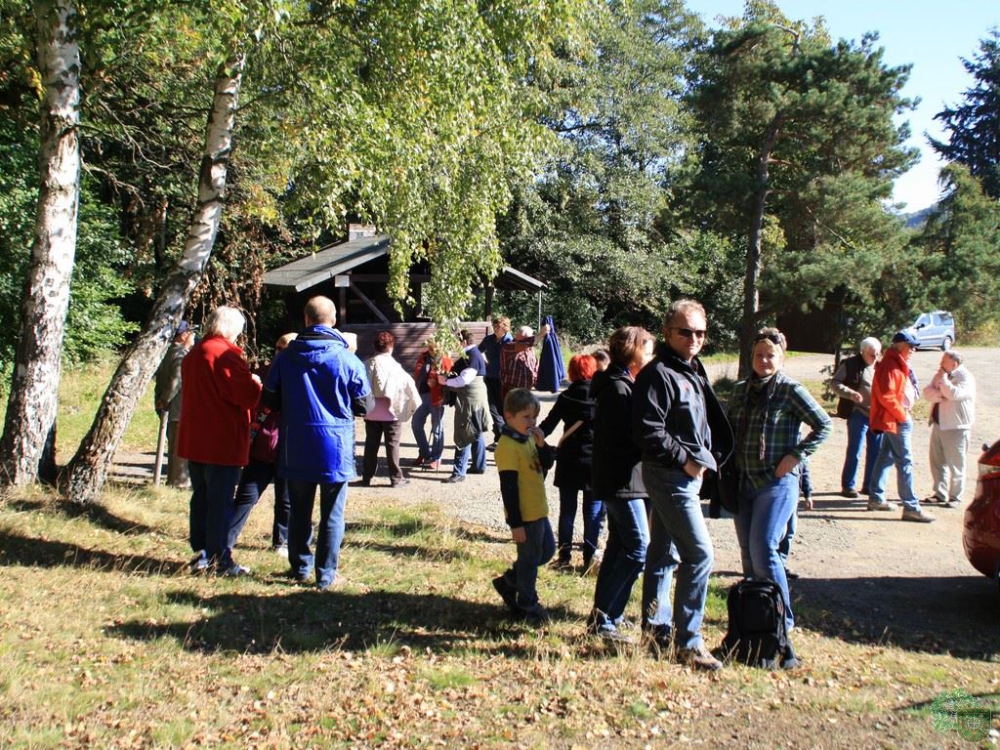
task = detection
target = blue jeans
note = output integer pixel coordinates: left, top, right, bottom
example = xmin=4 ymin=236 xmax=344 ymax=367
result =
xmin=498 ymin=517 xmax=555 ymax=609
xmin=735 ymin=472 xmax=798 ymax=631
xmin=869 ymin=419 xmax=918 ymax=511
xmin=286 ymin=480 xmax=348 ymax=588
xmin=778 ymin=507 xmax=796 ymax=566
xmin=842 ymin=409 xmax=882 ymax=492
xmin=229 ymin=459 xmax=291 ymax=549
xmin=591 ymin=498 xmax=648 ymax=629
xmin=641 ymin=465 xmax=712 ymax=650
xmin=556 ymin=486 xmax=604 ymax=563
xmin=452 ymin=435 xmax=486 ymax=477
xmin=188 ymin=461 xmax=241 ymax=567
xmin=412 ymin=393 xmax=445 ymax=462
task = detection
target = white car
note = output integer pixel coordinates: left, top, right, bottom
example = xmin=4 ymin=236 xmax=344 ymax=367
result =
xmin=908 ymin=311 xmax=955 ymax=350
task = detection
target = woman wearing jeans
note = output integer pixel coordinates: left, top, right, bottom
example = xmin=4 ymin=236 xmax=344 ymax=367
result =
xmin=539 ymin=353 xmax=601 ymax=571
xmin=586 ymin=327 xmax=655 ymax=642
xmin=728 ymin=328 xmax=831 ymax=668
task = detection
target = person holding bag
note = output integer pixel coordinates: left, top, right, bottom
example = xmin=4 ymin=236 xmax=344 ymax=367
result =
xmin=728 ymin=328 xmax=831 ymax=668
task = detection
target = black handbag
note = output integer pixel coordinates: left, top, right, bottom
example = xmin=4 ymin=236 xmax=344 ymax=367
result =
xmin=712 ymin=461 xmax=740 ymax=516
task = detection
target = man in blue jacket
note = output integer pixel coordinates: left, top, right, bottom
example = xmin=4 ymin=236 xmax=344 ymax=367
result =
xmin=263 ymin=296 xmax=372 ymax=590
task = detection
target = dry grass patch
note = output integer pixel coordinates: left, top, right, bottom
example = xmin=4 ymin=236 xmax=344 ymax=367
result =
xmin=0 ymin=487 xmax=996 ymax=749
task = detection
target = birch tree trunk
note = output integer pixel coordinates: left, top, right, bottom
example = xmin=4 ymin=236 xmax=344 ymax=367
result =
xmin=64 ymin=52 xmax=247 ymax=505
xmin=0 ymin=0 xmax=81 ymax=487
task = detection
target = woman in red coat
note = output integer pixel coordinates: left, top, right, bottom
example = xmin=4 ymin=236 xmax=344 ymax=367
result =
xmin=178 ymin=306 xmax=262 ymax=575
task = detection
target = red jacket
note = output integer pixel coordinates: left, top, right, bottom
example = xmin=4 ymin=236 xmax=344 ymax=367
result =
xmin=412 ymin=350 xmax=453 ymax=408
xmin=869 ymin=347 xmax=911 ymax=434
xmin=178 ymin=335 xmax=262 ymax=466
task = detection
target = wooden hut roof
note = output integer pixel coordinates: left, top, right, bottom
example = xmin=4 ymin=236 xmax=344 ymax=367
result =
xmin=262 ymin=234 xmax=545 ymax=293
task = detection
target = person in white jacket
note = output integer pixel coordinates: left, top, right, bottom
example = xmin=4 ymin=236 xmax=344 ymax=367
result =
xmin=922 ymin=350 xmax=976 ymax=508
xmin=361 ymin=331 xmax=421 ymax=487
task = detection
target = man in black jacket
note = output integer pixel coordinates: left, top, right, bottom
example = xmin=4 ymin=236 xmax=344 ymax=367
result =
xmin=633 ymin=299 xmax=734 ymax=671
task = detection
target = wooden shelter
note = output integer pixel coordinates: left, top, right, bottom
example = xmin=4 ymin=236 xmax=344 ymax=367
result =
xmin=262 ymin=226 xmax=546 ymax=362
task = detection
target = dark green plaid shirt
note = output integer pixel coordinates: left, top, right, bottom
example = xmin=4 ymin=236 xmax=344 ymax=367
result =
xmin=728 ymin=372 xmax=832 ymax=490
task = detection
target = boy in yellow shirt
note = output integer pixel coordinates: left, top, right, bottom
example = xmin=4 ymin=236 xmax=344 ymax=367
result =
xmin=492 ymin=388 xmax=556 ymax=625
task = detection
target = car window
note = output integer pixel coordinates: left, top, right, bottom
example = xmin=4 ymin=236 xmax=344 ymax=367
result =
xmin=939 ymin=313 xmax=954 ymax=325
xmin=915 ymin=314 xmax=930 ymax=328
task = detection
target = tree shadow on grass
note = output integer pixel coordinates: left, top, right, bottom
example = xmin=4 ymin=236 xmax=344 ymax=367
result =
xmin=107 ymin=588 xmax=565 ymax=658
xmin=62 ymin=501 xmax=161 ymax=536
xmin=796 ymin=574 xmax=1000 ymax=661
xmin=350 ymin=540 xmax=473 ymax=563
xmin=0 ymin=530 xmax=183 ymax=575
xmin=345 ymin=519 xmax=510 ymax=560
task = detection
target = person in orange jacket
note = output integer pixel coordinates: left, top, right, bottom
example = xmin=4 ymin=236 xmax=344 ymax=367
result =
xmin=867 ymin=330 xmax=935 ymax=523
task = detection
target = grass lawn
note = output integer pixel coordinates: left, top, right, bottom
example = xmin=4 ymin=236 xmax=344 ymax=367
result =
xmin=2 ymin=484 xmax=997 ymax=749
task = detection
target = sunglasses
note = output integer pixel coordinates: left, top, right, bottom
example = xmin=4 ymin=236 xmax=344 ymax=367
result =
xmin=671 ymin=327 xmax=707 ymax=339
xmin=754 ymin=332 xmax=783 ymax=346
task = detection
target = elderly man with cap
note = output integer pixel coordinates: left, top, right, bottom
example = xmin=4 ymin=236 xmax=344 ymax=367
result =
xmin=154 ymin=320 xmax=196 ymax=488
xmin=867 ymin=330 xmax=934 ymax=522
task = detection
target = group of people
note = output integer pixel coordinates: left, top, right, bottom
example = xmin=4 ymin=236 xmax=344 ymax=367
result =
xmin=154 ymin=294 xmax=973 ymax=672
xmin=831 ymin=329 xmax=976 ymax=521
xmin=155 ymin=297 xmax=556 ymax=588
xmin=489 ymin=301 xmax=829 ymax=670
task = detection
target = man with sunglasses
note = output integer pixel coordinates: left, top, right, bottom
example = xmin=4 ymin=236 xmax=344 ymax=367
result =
xmin=633 ymin=299 xmax=734 ymax=670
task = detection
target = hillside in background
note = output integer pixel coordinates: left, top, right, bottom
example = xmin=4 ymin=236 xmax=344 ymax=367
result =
xmin=903 ymin=205 xmax=936 ymax=229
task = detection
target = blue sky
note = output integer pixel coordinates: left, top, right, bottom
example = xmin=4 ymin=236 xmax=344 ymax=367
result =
xmin=692 ymin=0 xmax=1000 ymax=212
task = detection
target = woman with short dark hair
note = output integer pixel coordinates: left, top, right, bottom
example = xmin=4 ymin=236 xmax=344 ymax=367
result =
xmin=361 ymin=331 xmax=420 ymax=487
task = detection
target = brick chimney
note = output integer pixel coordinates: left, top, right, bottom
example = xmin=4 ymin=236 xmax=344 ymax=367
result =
xmin=348 ymin=223 xmax=377 ymax=241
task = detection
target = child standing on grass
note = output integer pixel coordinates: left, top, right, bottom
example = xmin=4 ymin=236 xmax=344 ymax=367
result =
xmin=492 ymin=388 xmax=556 ymax=625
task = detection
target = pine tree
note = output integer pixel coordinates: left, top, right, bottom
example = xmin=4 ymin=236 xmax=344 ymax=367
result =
xmin=930 ymin=30 xmax=1000 ymax=199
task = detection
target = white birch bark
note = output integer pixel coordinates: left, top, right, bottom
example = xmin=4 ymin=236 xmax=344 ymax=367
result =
xmin=0 ymin=0 xmax=81 ymax=487
xmin=64 ymin=51 xmax=247 ymax=505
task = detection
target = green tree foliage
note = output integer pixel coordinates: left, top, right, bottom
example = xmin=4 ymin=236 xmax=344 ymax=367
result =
xmin=274 ymin=0 xmax=581 ymax=331
xmin=930 ymin=29 xmax=1000 ymax=200
xmin=497 ymin=0 xmax=705 ymax=343
xmin=684 ymin=0 xmax=916 ymax=367
xmin=910 ymin=164 xmax=1000 ymax=331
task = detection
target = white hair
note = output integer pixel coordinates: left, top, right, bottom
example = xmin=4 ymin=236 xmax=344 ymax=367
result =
xmin=859 ymin=337 xmax=881 ymax=354
xmin=944 ymin=349 xmax=963 ymax=365
xmin=204 ymin=306 xmax=246 ymax=343
xmin=517 ymin=325 xmax=534 ymax=338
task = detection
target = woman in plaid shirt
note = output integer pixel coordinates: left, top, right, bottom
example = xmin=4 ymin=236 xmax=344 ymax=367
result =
xmin=728 ymin=328 xmax=831 ymax=667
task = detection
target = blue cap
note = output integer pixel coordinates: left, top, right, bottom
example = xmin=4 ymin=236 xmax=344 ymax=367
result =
xmin=176 ymin=321 xmax=194 ymax=335
xmin=891 ymin=330 xmax=919 ymax=347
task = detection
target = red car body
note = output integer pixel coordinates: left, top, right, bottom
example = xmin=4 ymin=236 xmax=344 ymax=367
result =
xmin=964 ymin=441 xmax=1000 ymax=591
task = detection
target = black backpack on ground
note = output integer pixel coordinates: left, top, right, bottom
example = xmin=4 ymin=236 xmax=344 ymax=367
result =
xmin=720 ymin=578 xmax=789 ymax=668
